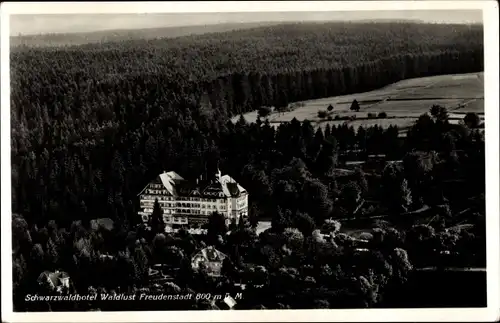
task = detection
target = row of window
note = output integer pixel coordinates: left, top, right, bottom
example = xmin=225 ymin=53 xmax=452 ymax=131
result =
xmin=141 ymin=214 xmax=188 ymax=224
xmin=141 ymin=202 xmax=175 ymax=208
xmin=175 ymin=209 xmax=229 ymax=215
xmin=168 ymin=217 xmax=188 ymax=224
xmin=140 ymin=210 xmax=245 ymax=223
xmin=142 ymin=205 xmax=228 ymax=213
xmin=146 ymin=189 xmax=169 ymax=195
xmin=177 ymin=196 xmax=227 ymax=202
xmin=142 ymin=208 xmax=178 ymax=214
xmin=179 ymin=203 xmax=226 ymax=209
xmin=141 ymin=195 xmax=173 ymax=201
xmin=177 ymin=209 xmax=202 ymax=215
xmin=140 ymin=204 xmax=228 ymax=211
xmin=179 ymin=210 xmax=223 ymax=216
xmin=178 ymin=197 xmax=207 ymax=201
xmin=141 ymin=195 xmax=229 ymax=204
xmin=141 ymin=200 xmax=228 ymax=207
xmin=141 ymin=209 xmax=224 ymax=217
xmin=145 ymin=186 xmax=247 ymax=200
xmin=179 ymin=203 xmax=200 ymax=208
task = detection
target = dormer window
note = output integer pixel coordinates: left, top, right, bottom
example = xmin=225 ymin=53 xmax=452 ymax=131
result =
xmin=60 ymin=277 xmax=70 ymax=288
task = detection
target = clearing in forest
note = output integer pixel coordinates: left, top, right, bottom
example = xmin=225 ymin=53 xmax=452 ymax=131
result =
xmin=234 ymin=72 xmax=484 ymax=131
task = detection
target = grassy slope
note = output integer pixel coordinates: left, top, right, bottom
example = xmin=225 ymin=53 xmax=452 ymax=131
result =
xmin=235 ymin=72 xmax=484 ymax=130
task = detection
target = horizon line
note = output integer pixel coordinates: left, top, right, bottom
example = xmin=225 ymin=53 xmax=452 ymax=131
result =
xmin=11 ymin=18 xmax=484 ymax=37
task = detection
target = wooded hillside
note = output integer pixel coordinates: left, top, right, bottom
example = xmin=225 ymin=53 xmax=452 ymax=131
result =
xmin=11 ymin=22 xmax=483 ymax=226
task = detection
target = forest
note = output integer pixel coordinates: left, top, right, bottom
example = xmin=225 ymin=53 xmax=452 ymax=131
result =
xmin=10 ymin=22 xmax=485 ymax=311
xmin=10 ymin=21 xmax=288 ymax=47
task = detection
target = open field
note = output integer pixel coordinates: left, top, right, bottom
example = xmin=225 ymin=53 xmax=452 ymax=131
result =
xmin=364 ymin=99 xmax=465 ymax=113
xmin=391 ymin=74 xmax=484 ymax=100
xmin=233 ymin=72 xmax=484 ymax=131
xmin=454 ymin=98 xmax=485 ymax=114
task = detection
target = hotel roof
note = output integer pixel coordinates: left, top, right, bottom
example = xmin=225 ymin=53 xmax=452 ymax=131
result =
xmin=139 ymin=171 xmax=246 ymax=198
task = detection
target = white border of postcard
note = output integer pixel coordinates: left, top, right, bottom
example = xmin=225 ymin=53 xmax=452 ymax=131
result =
xmin=1 ymin=1 xmax=499 ymax=322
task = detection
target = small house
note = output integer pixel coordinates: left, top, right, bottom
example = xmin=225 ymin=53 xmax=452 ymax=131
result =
xmin=191 ymin=246 xmax=227 ymax=277
xmin=37 ymin=270 xmax=70 ymax=293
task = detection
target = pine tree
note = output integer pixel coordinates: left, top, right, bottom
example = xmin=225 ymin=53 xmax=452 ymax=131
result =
xmin=207 ymin=212 xmax=227 ymax=240
xmin=30 ymin=243 xmax=45 ymax=272
xmin=353 ymin=168 xmax=368 ymax=194
xmin=302 ymin=178 xmax=332 ymax=222
xmin=294 ymin=212 xmax=316 ymax=236
xmin=341 ymin=182 xmax=362 ymax=216
xmin=430 ymin=105 xmax=448 ymax=122
xmin=399 ymin=179 xmax=413 ymax=213
xmin=272 ymin=206 xmax=290 ymax=233
xmin=13 ymin=255 xmax=27 ymax=290
xmin=350 ymin=99 xmax=360 ymax=112
xmin=46 ymin=238 xmax=59 ymax=269
xmin=237 ymin=114 xmax=247 ymax=127
xmin=149 ymin=199 xmax=165 ymax=236
xmin=248 ymin=205 xmax=260 ymax=229
xmin=324 ymin=124 xmax=332 ymax=139
xmin=315 ymin=141 xmax=338 ymax=177
xmin=463 ymin=112 xmax=480 ymax=128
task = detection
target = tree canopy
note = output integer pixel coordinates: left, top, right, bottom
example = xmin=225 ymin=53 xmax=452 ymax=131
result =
xmin=10 ymin=21 xmax=485 ymax=311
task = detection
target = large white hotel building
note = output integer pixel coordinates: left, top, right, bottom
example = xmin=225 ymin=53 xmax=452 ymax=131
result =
xmin=138 ymin=170 xmax=248 ymax=230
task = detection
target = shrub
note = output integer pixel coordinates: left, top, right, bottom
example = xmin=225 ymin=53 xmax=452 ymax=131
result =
xmin=327 ymin=116 xmax=333 ymax=121
xmin=323 ymin=219 xmax=342 ymax=234
xmin=334 ymin=115 xmax=341 ymax=120
xmin=378 ymin=112 xmax=387 ymax=118
xmin=367 ymin=113 xmax=376 ymax=119
xmin=358 ymin=232 xmax=374 ymax=241
xmin=430 ymin=105 xmax=448 ymax=121
xmin=317 ymin=110 xmax=328 ymax=118
xmin=372 ymin=220 xmax=391 ymax=229
xmin=463 ymin=112 xmax=480 ymax=128
xmin=258 ymin=106 xmax=272 ymax=118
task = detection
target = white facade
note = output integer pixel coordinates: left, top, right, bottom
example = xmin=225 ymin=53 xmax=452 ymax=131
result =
xmin=138 ymin=170 xmax=248 ymax=230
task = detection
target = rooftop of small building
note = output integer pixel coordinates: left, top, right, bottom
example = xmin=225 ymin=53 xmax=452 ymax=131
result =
xmin=38 ymin=270 xmax=70 ymax=287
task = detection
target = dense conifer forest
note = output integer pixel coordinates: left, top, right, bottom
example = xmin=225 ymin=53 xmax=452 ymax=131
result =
xmin=11 ymin=22 xmax=486 ymax=311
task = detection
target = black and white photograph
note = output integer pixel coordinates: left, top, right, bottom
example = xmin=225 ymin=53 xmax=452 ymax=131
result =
xmin=1 ymin=1 xmax=499 ymax=322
